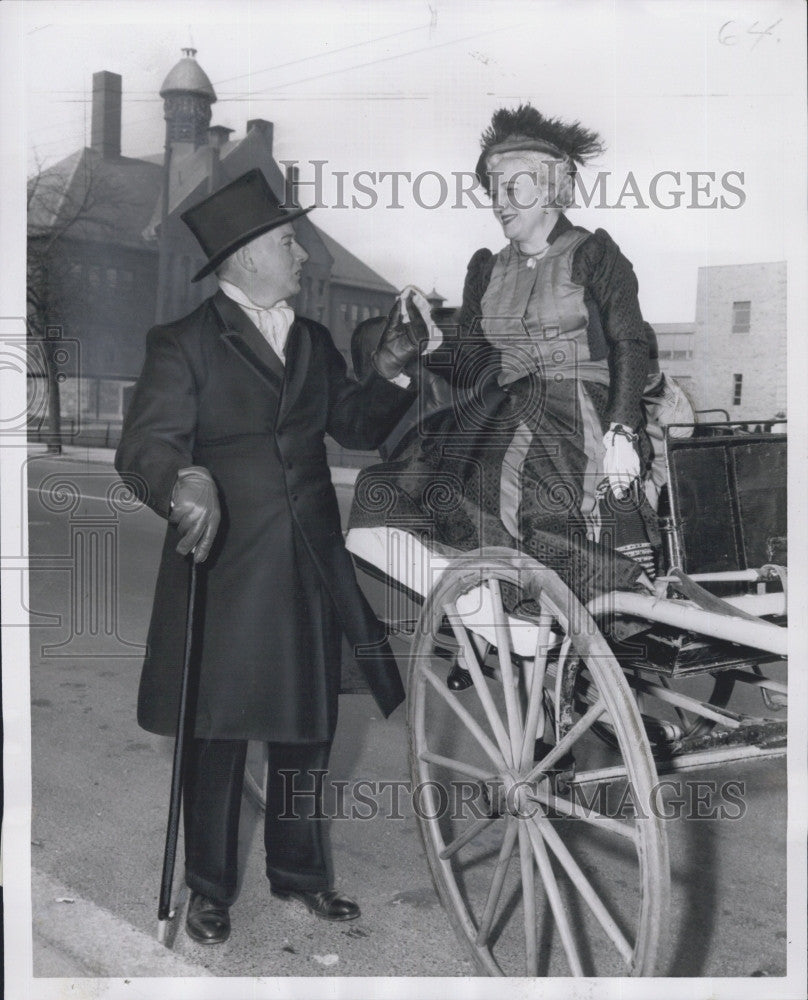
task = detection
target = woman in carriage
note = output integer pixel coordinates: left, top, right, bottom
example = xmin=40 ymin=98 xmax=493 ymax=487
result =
xmin=350 ymin=104 xmax=691 ymax=607
xmin=342 ymin=107 xmax=785 ymax=979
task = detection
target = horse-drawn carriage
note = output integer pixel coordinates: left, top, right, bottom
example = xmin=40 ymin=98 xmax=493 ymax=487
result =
xmin=247 ymin=420 xmax=787 ymax=977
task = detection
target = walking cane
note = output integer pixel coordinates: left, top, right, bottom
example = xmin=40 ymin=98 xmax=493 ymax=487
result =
xmin=157 ymin=558 xmax=198 ymax=945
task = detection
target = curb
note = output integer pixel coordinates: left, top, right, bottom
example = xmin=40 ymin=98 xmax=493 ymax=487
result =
xmin=32 ymin=868 xmax=210 ymax=978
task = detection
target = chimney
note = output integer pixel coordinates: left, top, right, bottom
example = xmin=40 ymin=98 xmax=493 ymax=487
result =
xmin=246 ymin=118 xmax=273 ymax=154
xmin=284 ymin=163 xmax=300 ymax=208
xmin=91 ymin=71 xmax=122 ymax=159
xmin=208 ymin=125 xmax=234 ymax=149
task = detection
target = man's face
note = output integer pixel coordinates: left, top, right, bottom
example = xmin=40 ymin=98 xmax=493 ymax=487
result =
xmin=240 ymin=223 xmax=309 ymax=307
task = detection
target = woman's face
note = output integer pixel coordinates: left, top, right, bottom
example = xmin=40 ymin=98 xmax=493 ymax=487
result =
xmin=488 ymin=152 xmax=563 ymax=247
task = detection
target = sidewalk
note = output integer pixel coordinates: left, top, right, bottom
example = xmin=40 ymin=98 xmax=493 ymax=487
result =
xmin=32 ymin=869 xmax=209 ymax=978
xmin=28 ymin=694 xmax=471 ymax=982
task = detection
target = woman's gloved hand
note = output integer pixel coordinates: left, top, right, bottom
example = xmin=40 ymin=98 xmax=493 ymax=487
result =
xmin=601 ymin=424 xmax=641 ymax=500
xmin=170 ymin=466 xmax=221 ymax=562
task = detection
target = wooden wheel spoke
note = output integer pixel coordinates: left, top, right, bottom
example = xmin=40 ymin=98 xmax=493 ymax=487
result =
xmin=487 ymin=578 xmax=525 ymax=762
xmin=524 ymin=787 xmax=637 ymax=840
xmin=439 ymin=815 xmax=497 ymax=860
xmin=445 ymin=600 xmax=516 ymax=767
xmin=524 ymin=818 xmax=584 ymax=975
xmin=518 ymin=618 xmax=554 ymax=769
xmin=475 ymin=816 xmax=519 ymax=947
xmin=420 ymin=662 xmax=508 ymax=771
xmin=517 ymin=822 xmax=539 ymax=975
xmin=530 ymin=813 xmax=634 ymax=965
xmin=418 ymin=750 xmax=497 ymax=783
xmin=523 ymin=696 xmax=606 ymax=784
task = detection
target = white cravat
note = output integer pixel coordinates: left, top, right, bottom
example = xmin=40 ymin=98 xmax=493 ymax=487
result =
xmin=219 ymin=279 xmax=294 ymax=364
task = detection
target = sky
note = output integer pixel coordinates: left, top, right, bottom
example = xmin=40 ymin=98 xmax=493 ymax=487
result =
xmin=16 ymin=0 xmax=806 ymax=323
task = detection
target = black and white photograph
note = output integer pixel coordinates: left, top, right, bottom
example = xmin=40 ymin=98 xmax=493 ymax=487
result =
xmin=1 ymin=1 xmax=806 ymax=997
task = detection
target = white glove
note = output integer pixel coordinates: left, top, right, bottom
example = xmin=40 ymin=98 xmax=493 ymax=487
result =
xmin=601 ymin=424 xmax=641 ymax=500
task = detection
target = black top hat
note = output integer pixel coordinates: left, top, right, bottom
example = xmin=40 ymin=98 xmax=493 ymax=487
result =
xmin=181 ymin=168 xmax=314 ymax=282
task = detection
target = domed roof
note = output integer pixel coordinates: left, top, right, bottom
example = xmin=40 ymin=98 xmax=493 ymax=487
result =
xmin=159 ymin=49 xmax=216 ymax=101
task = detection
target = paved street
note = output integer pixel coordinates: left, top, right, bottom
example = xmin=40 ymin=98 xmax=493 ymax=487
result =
xmin=24 ymin=448 xmax=788 ymax=984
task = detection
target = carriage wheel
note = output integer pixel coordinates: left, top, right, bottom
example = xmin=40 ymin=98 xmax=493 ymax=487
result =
xmin=407 ymin=550 xmax=669 ymax=977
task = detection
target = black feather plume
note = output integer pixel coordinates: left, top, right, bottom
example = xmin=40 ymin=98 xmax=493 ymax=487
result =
xmin=476 ymin=104 xmax=605 ymax=189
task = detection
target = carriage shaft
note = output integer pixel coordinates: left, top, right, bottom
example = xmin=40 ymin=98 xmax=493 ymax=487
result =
xmin=587 ymin=593 xmax=787 ymax=656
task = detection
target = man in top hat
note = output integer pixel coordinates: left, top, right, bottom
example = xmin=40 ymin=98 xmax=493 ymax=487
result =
xmin=116 ymin=169 xmax=427 ymax=943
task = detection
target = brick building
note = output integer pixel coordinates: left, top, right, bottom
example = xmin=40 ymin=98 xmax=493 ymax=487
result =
xmin=27 ymin=51 xmax=398 ymax=447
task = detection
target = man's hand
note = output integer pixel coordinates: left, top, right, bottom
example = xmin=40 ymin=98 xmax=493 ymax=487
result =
xmin=372 ymin=288 xmax=432 ymax=380
xmin=170 ymin=466 xmax=221 ymax=562
xmin=601 ymin=424 xmax=641 ymax=500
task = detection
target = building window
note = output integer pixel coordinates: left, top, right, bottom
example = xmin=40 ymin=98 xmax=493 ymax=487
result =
xmin=732 ymin=373 xmax=743 ymax=406
xmin=88 ymin=265 xmax=101 ymax=289
xmin=106 ymin=267 xmax=117 ymax=288
xmin=120 ymin=269 xmax=133 ymax=290
xmin=671 ymin=350 xmax=691 ymax=360
xmin=318 ymin=280 xmax=325 ymax=297
xmin=732 ymin=300 xmax=751 ymax=333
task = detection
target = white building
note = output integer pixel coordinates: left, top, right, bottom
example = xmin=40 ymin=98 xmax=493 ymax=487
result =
xmin=692 ymin=262 xmax=787 ymax=421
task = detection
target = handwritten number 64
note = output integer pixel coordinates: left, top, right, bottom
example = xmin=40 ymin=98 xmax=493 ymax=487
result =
xmin=719 ymin=19 xmax=782 ymax=48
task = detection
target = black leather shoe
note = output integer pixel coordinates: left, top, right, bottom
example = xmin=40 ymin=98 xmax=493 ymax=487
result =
xmin=186 ymin=891 xmax=231 ymax=944
xmin=271 ymin=887 xmax=360 ymax=922
xmin=446 ymin=661 xmax=496 ymax=690
xmin=447 ymin=663 xmax=474 ymax=690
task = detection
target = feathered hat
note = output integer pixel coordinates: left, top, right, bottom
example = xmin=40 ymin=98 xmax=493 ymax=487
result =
xmin=475 ymin=104 xmax=604 ymax=193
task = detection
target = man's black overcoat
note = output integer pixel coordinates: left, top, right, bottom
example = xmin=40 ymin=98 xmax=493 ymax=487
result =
xmin=116 ymin=291 xmax=411 ymax=742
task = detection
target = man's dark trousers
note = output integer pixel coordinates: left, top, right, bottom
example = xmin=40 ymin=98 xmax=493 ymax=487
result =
xmin=183 ymin=738 xmax=332 ymax=905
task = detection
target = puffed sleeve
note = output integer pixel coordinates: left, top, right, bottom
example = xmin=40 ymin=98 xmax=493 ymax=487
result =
xmin=572 ymin=229 xmax=650 ymax=429
xmin=457 ymin=247 xmax=495 ymax=333
xmin=428 ymin=248 xmax=498 ymax=399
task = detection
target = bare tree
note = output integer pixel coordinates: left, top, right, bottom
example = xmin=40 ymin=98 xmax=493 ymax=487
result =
xmin=27 ymin=152 xmax=126 ymax=451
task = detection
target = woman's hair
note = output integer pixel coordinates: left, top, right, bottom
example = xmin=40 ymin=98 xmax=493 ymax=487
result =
xmin=485 ymin=149 xmax=576 ymax=209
